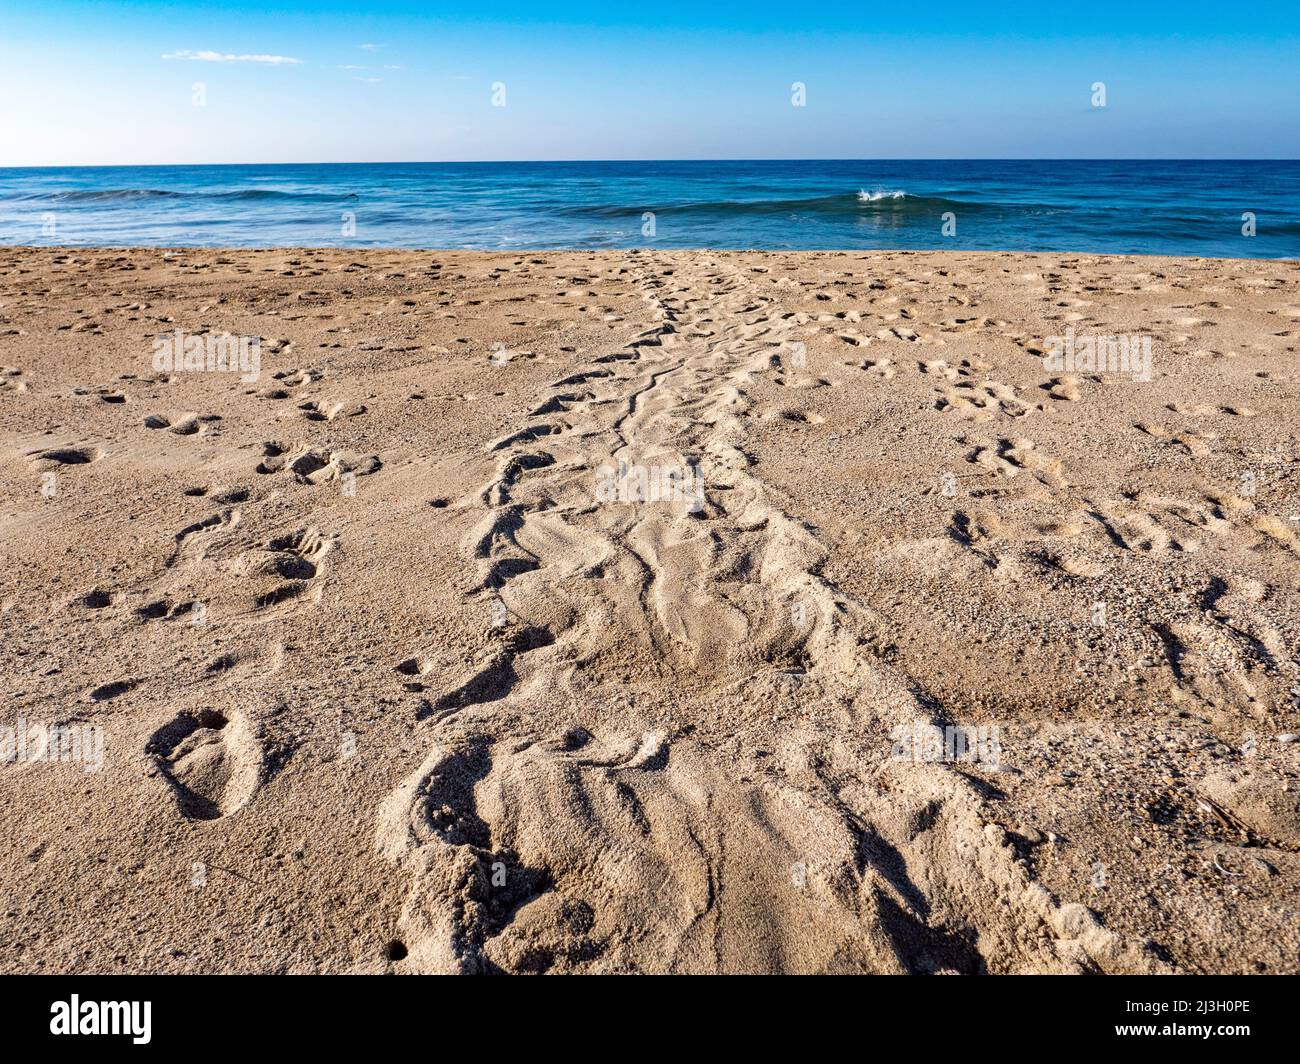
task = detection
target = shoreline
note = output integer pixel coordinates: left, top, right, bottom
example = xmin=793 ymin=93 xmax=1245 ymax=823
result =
xmin=5 ymin=244 xmax=1298 ymax=263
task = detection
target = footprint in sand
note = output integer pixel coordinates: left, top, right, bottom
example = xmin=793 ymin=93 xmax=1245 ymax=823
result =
xmin=970 ymin=438 xmax=1065 ymax=487
xmin=1135 ymin=422 xmax=1218 ymax=457
xmin=936 ymin=381 xmax=1032 ymax=421
xmin=239 ymin=526 xmax=338 ymax=618
xmin=1090 ymin=495 xmax=1215 ymax=555
xmin=78 ymin=587 xmax=114 ymax=610
xmin=144 ymin=412 xmax=214 ymax=436
xmin=27 ymin=445 xmax=102 ymax=471
xmin=146 ymin=708 xmax=264 ymax=821
xmin=242 ymin=527 xmax=335 ymax=581
xmin=89 ymin=679 xmax=135 ymax=702
xmin=762 ymin=407 xmax=825 ymax=425
xmin=876 ymin=325 xmax=937 ymax=344
xmin=842 ymin=357 xmax=895 ymax=379
xmin=272 ymin=368 xmax=324 ymax=387
xmin=919 ymin=358 xmax=960 ymax=381
xmin=299 ymin=399 xmax=367 ymax=422
xmin=203 ymin=642 xmax=286 ymax=684
xmin=136 ymin=599 xmax=205 ymax=622
xmin=1249 ymin=513 xmax=1300 ymax=554
xmin=1040 ymin=551 xmax=1105 ymax=578
xmin=1045 ymin=376 xmax=1081 ymax=401
xmin=1155 ymin=622 xmax=1261 ymax=718
xmin=168 ymin=507 xmax=240 ymax=568
xmin=395 ymin=655 xmax=434 ymax=677
xmin=256 ymin=441 xmax=382 ymax=483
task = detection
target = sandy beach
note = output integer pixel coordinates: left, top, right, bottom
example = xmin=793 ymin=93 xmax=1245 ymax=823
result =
xmin=1 ymin=245 xmax=1298 ymax=974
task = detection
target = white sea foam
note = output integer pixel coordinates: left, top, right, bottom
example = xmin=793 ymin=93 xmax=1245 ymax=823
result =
xmin=857 ymin=189 xmax=907 ymax=202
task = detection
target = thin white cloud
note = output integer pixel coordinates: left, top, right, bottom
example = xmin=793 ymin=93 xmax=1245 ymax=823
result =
xmin=358 ymin=43 xmax=380 ymax=52
xmin=163 ymin=50 xmax=304 ymax=65
xmin=337 ymin=64 xmax=367 ymax=70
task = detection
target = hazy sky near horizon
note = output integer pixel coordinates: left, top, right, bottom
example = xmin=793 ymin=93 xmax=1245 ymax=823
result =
xmin=3 ymin=1 xmax=1298 ymax=166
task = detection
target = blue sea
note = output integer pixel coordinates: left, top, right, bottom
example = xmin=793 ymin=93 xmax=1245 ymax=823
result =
xmin=1 ymin=160 xmax=1297 ymax=258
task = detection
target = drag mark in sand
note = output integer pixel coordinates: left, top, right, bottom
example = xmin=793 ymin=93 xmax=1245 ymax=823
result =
xmin=375 ymin=253 xmax=1169 ymax=974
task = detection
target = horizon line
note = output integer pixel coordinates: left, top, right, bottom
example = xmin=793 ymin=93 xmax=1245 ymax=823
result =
xmin=4 ymin=157 xmax=1300 ymax=170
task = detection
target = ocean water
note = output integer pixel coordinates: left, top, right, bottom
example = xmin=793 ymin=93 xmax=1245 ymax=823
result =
xmin=1 ymin=160 xmax=1297 ymax=258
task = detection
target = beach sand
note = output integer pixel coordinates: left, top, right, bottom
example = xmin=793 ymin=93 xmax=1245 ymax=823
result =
xmin=1 ymin=245 xmax=1298 ymax=974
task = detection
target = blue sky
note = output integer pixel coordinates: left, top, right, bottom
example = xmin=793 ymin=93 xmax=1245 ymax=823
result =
xmin=2 ymin=1 xmax=1297 ymax=165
